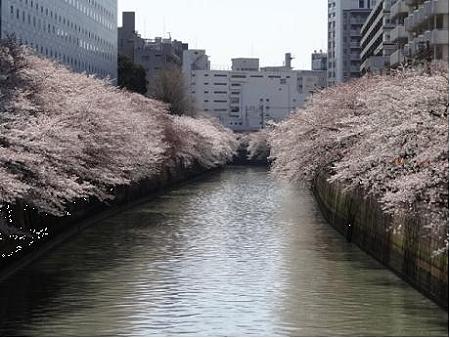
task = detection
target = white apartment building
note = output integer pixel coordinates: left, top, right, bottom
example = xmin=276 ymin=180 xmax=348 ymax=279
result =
xmin=360 ymin=0 xmax=396 ymax=73
xmin=183 ymin=51 xmax=326 ymax=132
xmin=403 ymin=0 xmax=448 ymax=63
xmin=389 ymin=0 xmax=410 ymax=66
xmin=328 ymin=0 xmax=377 ymax=85
xmin=361 ymin=0 xmax=448 ymax=69
xmin=0 ymin=0 xmax=118 ymax=80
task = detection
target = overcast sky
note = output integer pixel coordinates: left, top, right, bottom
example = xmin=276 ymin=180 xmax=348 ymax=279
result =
xmin=117 ymin=0 xmax=327 ymax=70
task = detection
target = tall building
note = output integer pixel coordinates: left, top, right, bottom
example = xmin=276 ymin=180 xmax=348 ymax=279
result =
xmin=328 ymin=0 xmax=376 ymax=85
xmin=360 ymin=0 xmax=396 ymax=74
xmin=183 ymin=51 xmax=326 ymax=132
xmin=362 ymin=0 xmax=448 ymax=69
xmin=118 ymin=12 xmax=188 ymax=90
xmin=403 ymin=0 xmax=448 ymax=64
xmin=0 ymin=0 xmax=118 ymax=80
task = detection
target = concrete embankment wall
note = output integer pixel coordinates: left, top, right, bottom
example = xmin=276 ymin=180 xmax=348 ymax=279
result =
xmin=313 ymin=171 xmax=449 ymax=309
xmin=0 ymin=161 xmax=214 ymax=278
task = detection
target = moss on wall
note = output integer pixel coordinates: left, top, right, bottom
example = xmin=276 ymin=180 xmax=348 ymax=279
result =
xmin=313 ymin=170 xmax=448 ymax=309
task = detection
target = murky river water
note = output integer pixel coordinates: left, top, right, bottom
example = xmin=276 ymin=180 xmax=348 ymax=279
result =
xmin=0 ymin=167 xmax=447 ymax=336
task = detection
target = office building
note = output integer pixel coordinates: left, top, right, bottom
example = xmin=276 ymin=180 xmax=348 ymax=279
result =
xmin=0 ymin=0 xmax=118 ymax=80
xmin=118 ymin=12 xmax=188 ymax=89
xmin=328 ymin=0 xmax=376 ymax=85
xmin=360 ymin=0 xmax=396 ymax=74
xmin=183 ymin=51 xmax=326 ymax=132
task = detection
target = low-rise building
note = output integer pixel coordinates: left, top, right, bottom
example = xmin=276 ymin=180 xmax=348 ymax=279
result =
xmin=183 ymin=52 xmax=326 ymax=132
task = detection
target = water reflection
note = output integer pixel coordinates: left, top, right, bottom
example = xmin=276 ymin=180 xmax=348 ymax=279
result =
xmin=0 ymin=167 xmax=447 ymax=336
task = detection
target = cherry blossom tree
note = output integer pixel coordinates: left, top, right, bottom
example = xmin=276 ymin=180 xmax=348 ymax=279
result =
xmin=269 ymin=64 xmax=448 ymax=246
xmin=245 ymin=129 xmax=271 ymax=161
xmin=0 ymin=39 xmax=238 ymax=220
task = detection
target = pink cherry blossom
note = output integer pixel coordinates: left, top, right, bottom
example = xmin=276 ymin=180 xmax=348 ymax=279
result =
xmin=268 ymin=64 xmax=448 ymax=248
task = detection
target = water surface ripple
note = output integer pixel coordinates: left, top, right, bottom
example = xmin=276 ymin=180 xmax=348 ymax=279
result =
xmin=0 ymin=167 xmax=447 ymax=336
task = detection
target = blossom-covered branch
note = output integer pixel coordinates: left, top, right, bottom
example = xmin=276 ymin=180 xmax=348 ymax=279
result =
xmin=0 ymin=40 xmax=238 ymax=217
xmin=269 ymin=65 xmax=448 ymax=241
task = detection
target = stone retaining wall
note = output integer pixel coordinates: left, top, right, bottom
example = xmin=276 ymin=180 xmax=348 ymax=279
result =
xmin=0 ymin=161 xmax=215 ymax=278
xmin=313 ymin=171 xmax=448 ymax=309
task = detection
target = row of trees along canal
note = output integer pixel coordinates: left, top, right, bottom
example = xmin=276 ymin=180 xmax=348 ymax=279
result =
xmin=0 ymin=38 xmax=448 ymax=307
xmin=245 ymin=63 xmax=449 ymax=307
xmin=0 ymin=38 xmax=238 ymax=265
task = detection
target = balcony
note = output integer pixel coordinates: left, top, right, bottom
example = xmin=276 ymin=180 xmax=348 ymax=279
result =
xmin=405 ymin=0 xmax=449 ymax=32
xmin=404 ymin=33 xmax=429 ymax=56
xmin=361 ymin=29 xmax=385 ymax=56
xmin=390 ymin=25 xmax=408 ymax=42
xmin=424 ymin=29 xmax=449 ymax=45
xmin=390 ymin=48 xmax=407 ymax=66
xmin=390 ymin=0 xmax=409 ymax=20
xmin=360 ymin=55 xmax=387 ymax=73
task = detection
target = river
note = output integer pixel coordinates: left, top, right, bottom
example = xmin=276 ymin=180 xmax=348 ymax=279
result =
xmin=0 ymin=166 xmax=447 ymax=336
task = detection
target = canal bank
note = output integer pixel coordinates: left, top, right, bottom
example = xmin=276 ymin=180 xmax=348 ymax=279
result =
xmin=0 ymin=166 xmax=447 ymax=336
xmin=0 ymin=161 xmax=221 ymax=280
xmin=313 ymin=169 xmax=449 ymax=309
